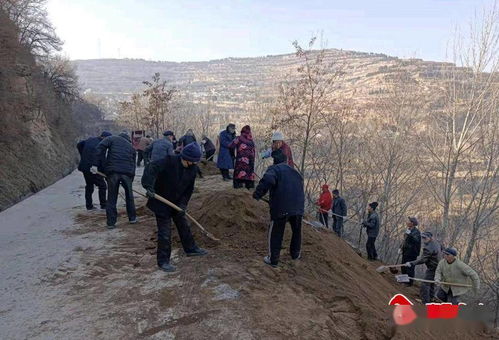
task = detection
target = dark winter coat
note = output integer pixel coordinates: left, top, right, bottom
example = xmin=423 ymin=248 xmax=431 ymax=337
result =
xmin=217 ymin=128 xmax=236 ymax=170
xmin=202 ymin=137 xmax=216 ymax=152
xmin=253 ymin=163 xmax=305 ymax=220
xmin=141 ymin=155 xmax=197 ymax=217
xmin=411 ymin=239 xmax=441 ymax=271
xmin=77 ymin=136 xmax=104 ymax=172
xmin=401 ymin=227 xmax=421 ymax=258
xmin=178 ymin=134 xmax=197 ymax=148
xmin=95 ymin=133 xmax=136 ymax=177
xmin=332 ymin=196 xmax=347 ymax=218
xmin=229 ymin=133 xmax=255 ymax=181
xmin=147 ymin=138 xmax=175 ymax=162
xmin=363 ymin=211 xmax=380 ymax=238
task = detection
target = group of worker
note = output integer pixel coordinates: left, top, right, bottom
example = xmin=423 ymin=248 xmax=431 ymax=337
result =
xmin=77 ymin=126 xmax=480 ymax=304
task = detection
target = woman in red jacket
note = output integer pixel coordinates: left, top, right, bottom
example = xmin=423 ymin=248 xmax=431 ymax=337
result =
xmin=317 ymin=184 xmax=333 ymax=228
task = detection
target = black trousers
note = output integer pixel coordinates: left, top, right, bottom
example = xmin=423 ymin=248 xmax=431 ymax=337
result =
xmin=82 ymin=171 xmax=107 ymax=209
xmin=436 ymin=287 xmax=459 ymax=305
xmin=205 ymin=149 xmax=215 ymax=161
xmin=401 ymin=253 xmax=418 ymax=285
xmin=155 ymin=212 xmax=197 ymax=266
xmin=332 ymin=216 xmax=344 ymax=237
xmin=220 ymin=169 xmax=231 ymax=179
xmin=106 ymin=173 xmax=136 ymax=226
xmin=137 ymin=150 xmax=144 ymax=166
xmin=268 ymin=215 xmax=302 ymax=265
xmin=319 ymin=212 xmax=329 ymax=228
xmin=421 ymin=268 xmax=436 ymax=304
xmin=143 ymin=150 xmax=151 ymax=166
xmin=233 ymin=178 xmax=254 ymax=189
xmin=366 ymin=236 xmax=378 ymax=260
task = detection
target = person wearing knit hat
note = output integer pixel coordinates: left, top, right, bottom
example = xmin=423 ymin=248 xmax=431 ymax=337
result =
xmin=141 ymin=142 xmax=207 ymax=273
xmin=362 ymin=202 xmax=380 ymax=260
xmin=260 ymin=131 xmax=296 ymax=168
xmin=316 ymin=184 xmax=332 ymax=228
xmin=400 ymin=216 xmax=421 ymax=286
xmin=76 ymin=132 xmax=112 ymax=211
xmin=434 ymin=247 xmax=480 ymax=304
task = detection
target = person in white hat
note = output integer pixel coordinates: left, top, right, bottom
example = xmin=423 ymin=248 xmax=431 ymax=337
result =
xmin=261 ymin=131 xmax=295 ymax=168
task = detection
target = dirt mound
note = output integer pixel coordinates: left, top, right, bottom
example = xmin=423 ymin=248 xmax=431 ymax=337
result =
xmin=198 ymin=160 xmax=220 ymax=176
xmin=62 ymin=185 xmax=496 ymax=339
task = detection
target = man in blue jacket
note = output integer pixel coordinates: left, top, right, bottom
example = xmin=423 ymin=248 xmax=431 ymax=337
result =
xmin=362 ymin=202 xmax=380 ymax=261
xmin=146 ymin=130 xmax=175 ymax=162
xmin=217 ymin=124 xmax=236 ymax=180
xmin=77 ymin=131 xmax=112 ymax=210
xmin=92 ymin=131 xmax=137 ymax=229
xmin=253 ymin=149 xmax=305 ymax=267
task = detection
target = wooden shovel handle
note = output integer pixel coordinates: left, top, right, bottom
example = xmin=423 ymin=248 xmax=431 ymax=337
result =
xmin=411 ymin=277 xmax=472 ymax=288
xmin=96 ymin=171 xmax=220 ymax=242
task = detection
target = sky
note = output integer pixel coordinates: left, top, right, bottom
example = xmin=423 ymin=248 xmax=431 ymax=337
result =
xmin=46 ymin=0 xmax=491 ymax=62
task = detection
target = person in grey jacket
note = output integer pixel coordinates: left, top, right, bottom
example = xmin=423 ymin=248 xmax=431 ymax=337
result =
xmin=331 ymin=189 xmax=347 ymax=237
xmin=147 ymin=130 xmax=175 ymax=162
xmin=405 ymin=231 xmax=441 ymax=303
xmin=362 ymin=202 xmax=380 ymax=260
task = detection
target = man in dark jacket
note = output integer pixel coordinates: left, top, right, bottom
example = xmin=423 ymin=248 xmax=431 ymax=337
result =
xmin=253 ymin=149 xmax=305 ymax=267
xmin=400 ymin=217 xmax=421 ymax=286
xmin=146 ymin=130 xmax=175 ymax=162
xmin=77 ymin=131 xmax=111 ymax=210
xmin=362 ymin=202 xmax=380 ymax=261
xmin=178 ymin=129 xmax=197 ymax=149
xmin=406 ymin=231 xmax=441 ymax=303
xmin=201 ymin=135 xmax=216 ymax=161
xmin=141 ymin=143 xmax=208 ymax=272
xmin=331 ymin=189 xmax=347 ymax=237
xmin=92 ymin=131 xmax=137 ymax=229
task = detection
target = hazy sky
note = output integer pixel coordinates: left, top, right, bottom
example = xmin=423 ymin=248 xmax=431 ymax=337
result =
xmin=47 ymin=0 xmax=490 ymax=62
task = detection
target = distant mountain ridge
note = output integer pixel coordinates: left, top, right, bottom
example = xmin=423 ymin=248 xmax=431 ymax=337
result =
xmin=73 ymin=49 xmax=454 ymax=116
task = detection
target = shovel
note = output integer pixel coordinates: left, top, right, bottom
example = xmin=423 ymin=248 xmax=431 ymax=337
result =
xmin=395 ymin=274 xmax=472 ymax=288
xmin=96 ymin=171 xmax=220 ymax=242
xmin=376 ymin=263 xmax=408 ymax=273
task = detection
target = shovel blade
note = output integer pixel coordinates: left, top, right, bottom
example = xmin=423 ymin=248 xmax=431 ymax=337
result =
xmin=396 ymin=274 xmax=411 ymax=283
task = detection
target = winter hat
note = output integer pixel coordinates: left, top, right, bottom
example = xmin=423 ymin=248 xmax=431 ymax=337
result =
xmin=100 ymin=131 xmax=112 ymax=138
xmin=227 ymin=123 xmax=236 ymax=130
xmin=241 ymin=125 xmax=251 ymax=134
xmin=332 ymin=189 xmax=340 ymax=195
xmin=271 ymin=149 xmax=288 ymax=164
xmin=271 ymin=131 xmax=285 ymax=141
xmin=408 ymin=217 xmax=419 ymax=226
xmin=181 ymin=142 xmax=202 ymax=162
xmin=163 ymin=130 xmax=174 ymax=137
xmin=443 ymin=247 xmax=458 ymax=256
xmin=322 ymin=184 xmax=329 ymax=190
xmin=421 ymin=231 xmax=433 ymax=239
xmin=369 ymin=202 xmax=379 ymax=210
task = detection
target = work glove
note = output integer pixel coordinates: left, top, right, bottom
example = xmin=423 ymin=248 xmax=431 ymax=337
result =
xmin=252 ymin=192 xmax=260 ymax=201
xmin=405 ymin=229 xmax=411 ymax=235
xmin=405 ymin=262 xmax=412 ymax=267
xmin=90 ymin=166 xmax=98 ymax=174
xmin=397 ymin=248 xmax=402 ymax=255
xmin=146 ymin=190 xmax=155 ymax=199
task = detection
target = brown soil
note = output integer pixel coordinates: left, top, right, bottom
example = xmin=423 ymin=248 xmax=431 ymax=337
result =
xmin=198 ymin=160 xmax=220 ymax=176
xmin=50 ymin=174 xmax=497 ymax=339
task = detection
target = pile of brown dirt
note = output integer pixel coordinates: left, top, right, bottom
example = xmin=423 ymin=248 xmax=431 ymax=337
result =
xmin=198 ymin=160 xmax=220 ymax=176
xmin=63 ymin=184 xmax=496 ymax=339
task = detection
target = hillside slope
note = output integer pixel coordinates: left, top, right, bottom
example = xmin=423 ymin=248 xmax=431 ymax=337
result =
xmin=0 ymin=11 xmax=113 ymax=211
